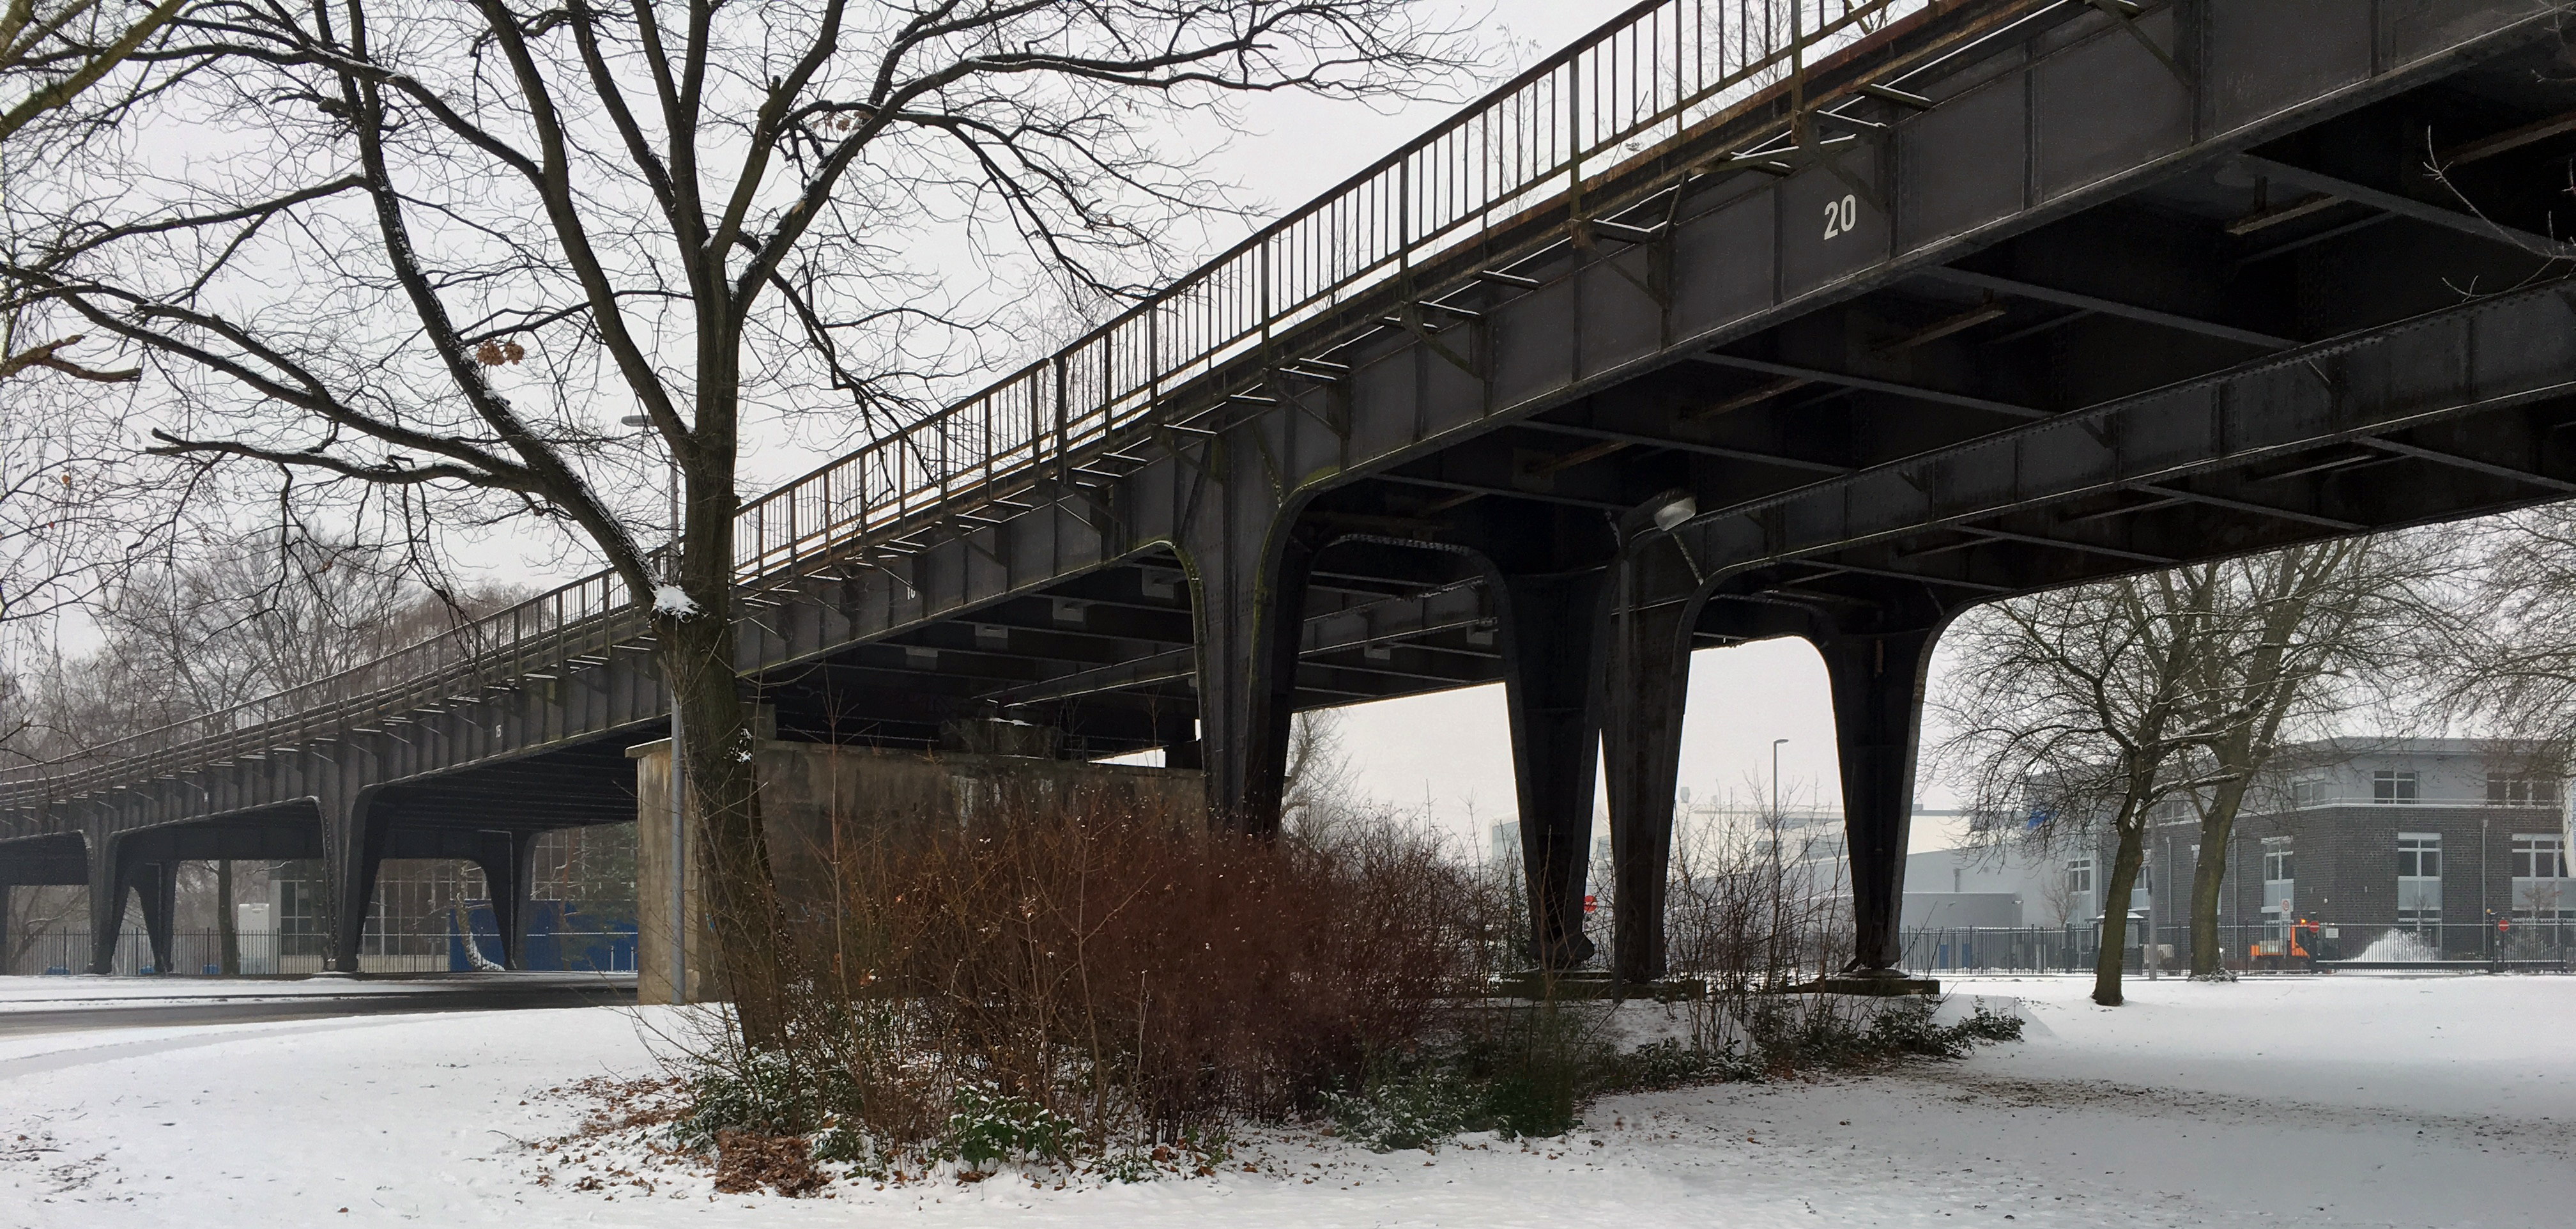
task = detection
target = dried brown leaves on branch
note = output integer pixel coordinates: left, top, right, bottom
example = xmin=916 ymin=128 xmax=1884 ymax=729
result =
xmin=4 ymin=1 xmax=1471 ymax=1028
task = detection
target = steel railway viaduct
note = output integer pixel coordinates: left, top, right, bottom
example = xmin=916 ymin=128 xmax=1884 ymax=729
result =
xmin=10 ymin=0 xmax=2576 ymax=981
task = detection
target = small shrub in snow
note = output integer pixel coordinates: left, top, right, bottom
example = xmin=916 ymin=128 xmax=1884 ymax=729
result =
xmin=1321 ymin=1067 xmax=1477 ymax=1152
xmin=1598 ymin=1037 xmax=1764 ymax=1091
xmin=1326 ymin=1007 xmax=1772 ymax=1152
xmin=1742 ymin=994 xmax=2023 ymax=1069
xmin=668 ymin=1046 xmax=857 ymax=1152
xmin=1954 ymin=1005 xmax=2025 ymax=1043
xmin=944 ymin=1085 xmax=1081 ymax=1169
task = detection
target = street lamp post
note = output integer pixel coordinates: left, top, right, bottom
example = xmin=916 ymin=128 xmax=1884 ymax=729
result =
xmin=1772 ymin=738 xmax=1788 ymax=820
xmin=1770 ymin=738 xmax=1789 ymax=948
xmin=624 ymin=414 xmax=686 ymax=1007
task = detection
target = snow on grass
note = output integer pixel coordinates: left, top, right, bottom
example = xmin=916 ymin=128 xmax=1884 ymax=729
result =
xmin=3 ymin=976 xmax=2573 ymax=1226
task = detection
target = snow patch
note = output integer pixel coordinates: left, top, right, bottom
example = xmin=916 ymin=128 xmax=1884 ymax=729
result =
xmin=2352 ymin=928 xmax=2441 ymax=962
xmin=652 ymin=585 xmax=696 ymax=616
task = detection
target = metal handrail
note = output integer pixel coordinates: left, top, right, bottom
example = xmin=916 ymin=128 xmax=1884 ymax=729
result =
xmin=1 ymin=0 xmax=1988 ymax=809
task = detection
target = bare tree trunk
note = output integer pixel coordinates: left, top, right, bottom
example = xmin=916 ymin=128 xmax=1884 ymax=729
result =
xmin=664 ymin=605 xmax=788 ymax=1047
xmin=217 ymin=858 xmax=239 ymax=976
xmin=2094 ymin=787 xmax=2150 ymax=1007
xmin=2188 ymin=808 xmax=2234 ymax=976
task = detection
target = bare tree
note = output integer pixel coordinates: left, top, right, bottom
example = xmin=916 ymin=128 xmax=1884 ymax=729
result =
xmin=8 ymin=1 xmax=1464 ymax=1041
xmin=2172 ymin=536 xmax=2460 ymax=975
xmin=0 ymin=2 xmax=204 ymax=758
xmin=14 ymin=530 xmax=518 ymax=762
xmin=1940 ymin=569 xmax=2223 ymax=1006
xmin=0 ymin=0 xmax=185 ymax=144
xmin=2 ymin=2 xmax=187 ymax=377
xmin=1279 ymin=706 xmax=1353 ymax=844
xmin=2442 ymin=503 xmax=2576 ymax=764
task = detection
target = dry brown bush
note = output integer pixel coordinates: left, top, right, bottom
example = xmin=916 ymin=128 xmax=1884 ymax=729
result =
xmin=691 ymin=786 xmax=1499 ymax=1161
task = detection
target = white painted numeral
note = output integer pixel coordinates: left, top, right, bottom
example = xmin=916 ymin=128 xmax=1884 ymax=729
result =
xmin=1822 ymin=194 xmax=1859 ymax=240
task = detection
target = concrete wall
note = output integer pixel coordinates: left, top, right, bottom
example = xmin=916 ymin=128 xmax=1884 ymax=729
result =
xmin=1904 ymin=846 xmax=2058 ymax=926
xmin=1899 ymin=892 xmax=2023 ymax=931
xmin=633 ymin=738 xmax=1202 ymax=1004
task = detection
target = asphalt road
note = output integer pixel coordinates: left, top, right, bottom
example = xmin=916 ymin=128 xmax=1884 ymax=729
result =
xmin=0 ymin=976 xmax=637 ymax=1036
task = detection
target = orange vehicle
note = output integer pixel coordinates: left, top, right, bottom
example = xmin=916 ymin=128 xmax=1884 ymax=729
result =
xmin=2249 ymin=918 xmax=2322 ymax=970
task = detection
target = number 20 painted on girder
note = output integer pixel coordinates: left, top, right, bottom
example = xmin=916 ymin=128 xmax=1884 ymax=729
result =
xmin=1821 ymin=194 xmax=1860 ymax=240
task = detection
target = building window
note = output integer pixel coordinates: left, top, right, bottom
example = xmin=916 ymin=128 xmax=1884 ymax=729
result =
xmin=2485 ymin=775 xmax=2561 ymax=807
xmin=2512 ymin=834 xmax=2568 ymax=880
xmin=2396 ymin=833 xmax=2441 ymax=878
xmin=2397 ymin=833 xmax=2442 ymax=934
xmin=2373 ymin=771 xmax=2419 ymax=804
xmin=2263 ymin=838 xmax=2294 ymax=883
xmin=2291 ymin=777 xmax=2328 ymax=807
xmin=2512 ymin=835 xmax=2573 ymax=921
xmin=2066 ymin=858 xmax=2094 ymax=895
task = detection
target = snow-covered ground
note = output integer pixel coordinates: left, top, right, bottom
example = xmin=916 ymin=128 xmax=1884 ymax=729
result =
xmin=1 ymin=973 xmax=2570 ymax=1227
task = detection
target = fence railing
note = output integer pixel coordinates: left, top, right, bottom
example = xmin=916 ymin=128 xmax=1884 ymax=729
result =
xmin=1901 ymin=920 xmax=2576 ymax=975
xmin=1 ymin=0 xmax=2041 ymax=813
xmin=5 ymin=929 xmax=640 ymax=977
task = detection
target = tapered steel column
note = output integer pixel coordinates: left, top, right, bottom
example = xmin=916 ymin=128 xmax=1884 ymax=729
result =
xmin=135 ymin=859 xmax=176 ymax=975
xmin=1600 ymin=535 xmax=1703 ymax=984
xmin=472 ymin=829 xmax=542 ymax=970
xmin=1183 ymin=465 xmax=1316 ymax=833
xmin=323 ymin=785 xmax=387 ymax=974
xmin=1496 ymin=569 xmax=1611 ymax=968
xmin=1816 ymin=621 xmax=1943 ymax=975
xmin=84 ymin=834 xmax=123 ymax=975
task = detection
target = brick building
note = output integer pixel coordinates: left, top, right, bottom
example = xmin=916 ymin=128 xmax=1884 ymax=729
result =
xmin=2110 ymin=739 xmax=2574 ymax=961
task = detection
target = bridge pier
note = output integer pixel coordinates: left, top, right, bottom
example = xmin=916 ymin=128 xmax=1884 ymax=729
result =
xmin=1600 ymin=536 xmax=1703 ymax=984
xmin=86 ymin=842 xmax=177 ymax=975
xmin=1496 ymin=569 xmax=1610 ymax=968
xmin=323 ymin=787 xmax=388 ymax=975
xmin=1816 ymin=613 xmax=1946 ymax=980
xmin=469 ymin=830 xmax=540 ymax=971
xmin=1184 ymin=507 xmax=1316 ymax=833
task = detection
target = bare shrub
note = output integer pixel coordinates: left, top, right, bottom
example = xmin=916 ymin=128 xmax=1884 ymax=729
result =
xmin=1664 ymin=803 xmax=1850 ymax=1052
xmin=681 ymin=785 xmax=1492 ymax=1168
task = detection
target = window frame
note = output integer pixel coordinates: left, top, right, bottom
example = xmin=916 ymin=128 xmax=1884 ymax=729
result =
xmin=2397 ymin=832 xmax=2442 ymax=880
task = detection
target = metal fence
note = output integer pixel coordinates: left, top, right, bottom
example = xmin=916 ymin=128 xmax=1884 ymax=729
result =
xmin=6 ymin=929 xmax=638 ymax=977
xmin=0 ymin=0 xmax=2065 ymax=819
xmin=1902 ymin=919 xmax=2576 ymax=975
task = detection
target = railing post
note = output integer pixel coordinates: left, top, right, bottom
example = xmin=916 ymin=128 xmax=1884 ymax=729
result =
xmin=1397 ymin=155 xmax=1411 ymax=283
